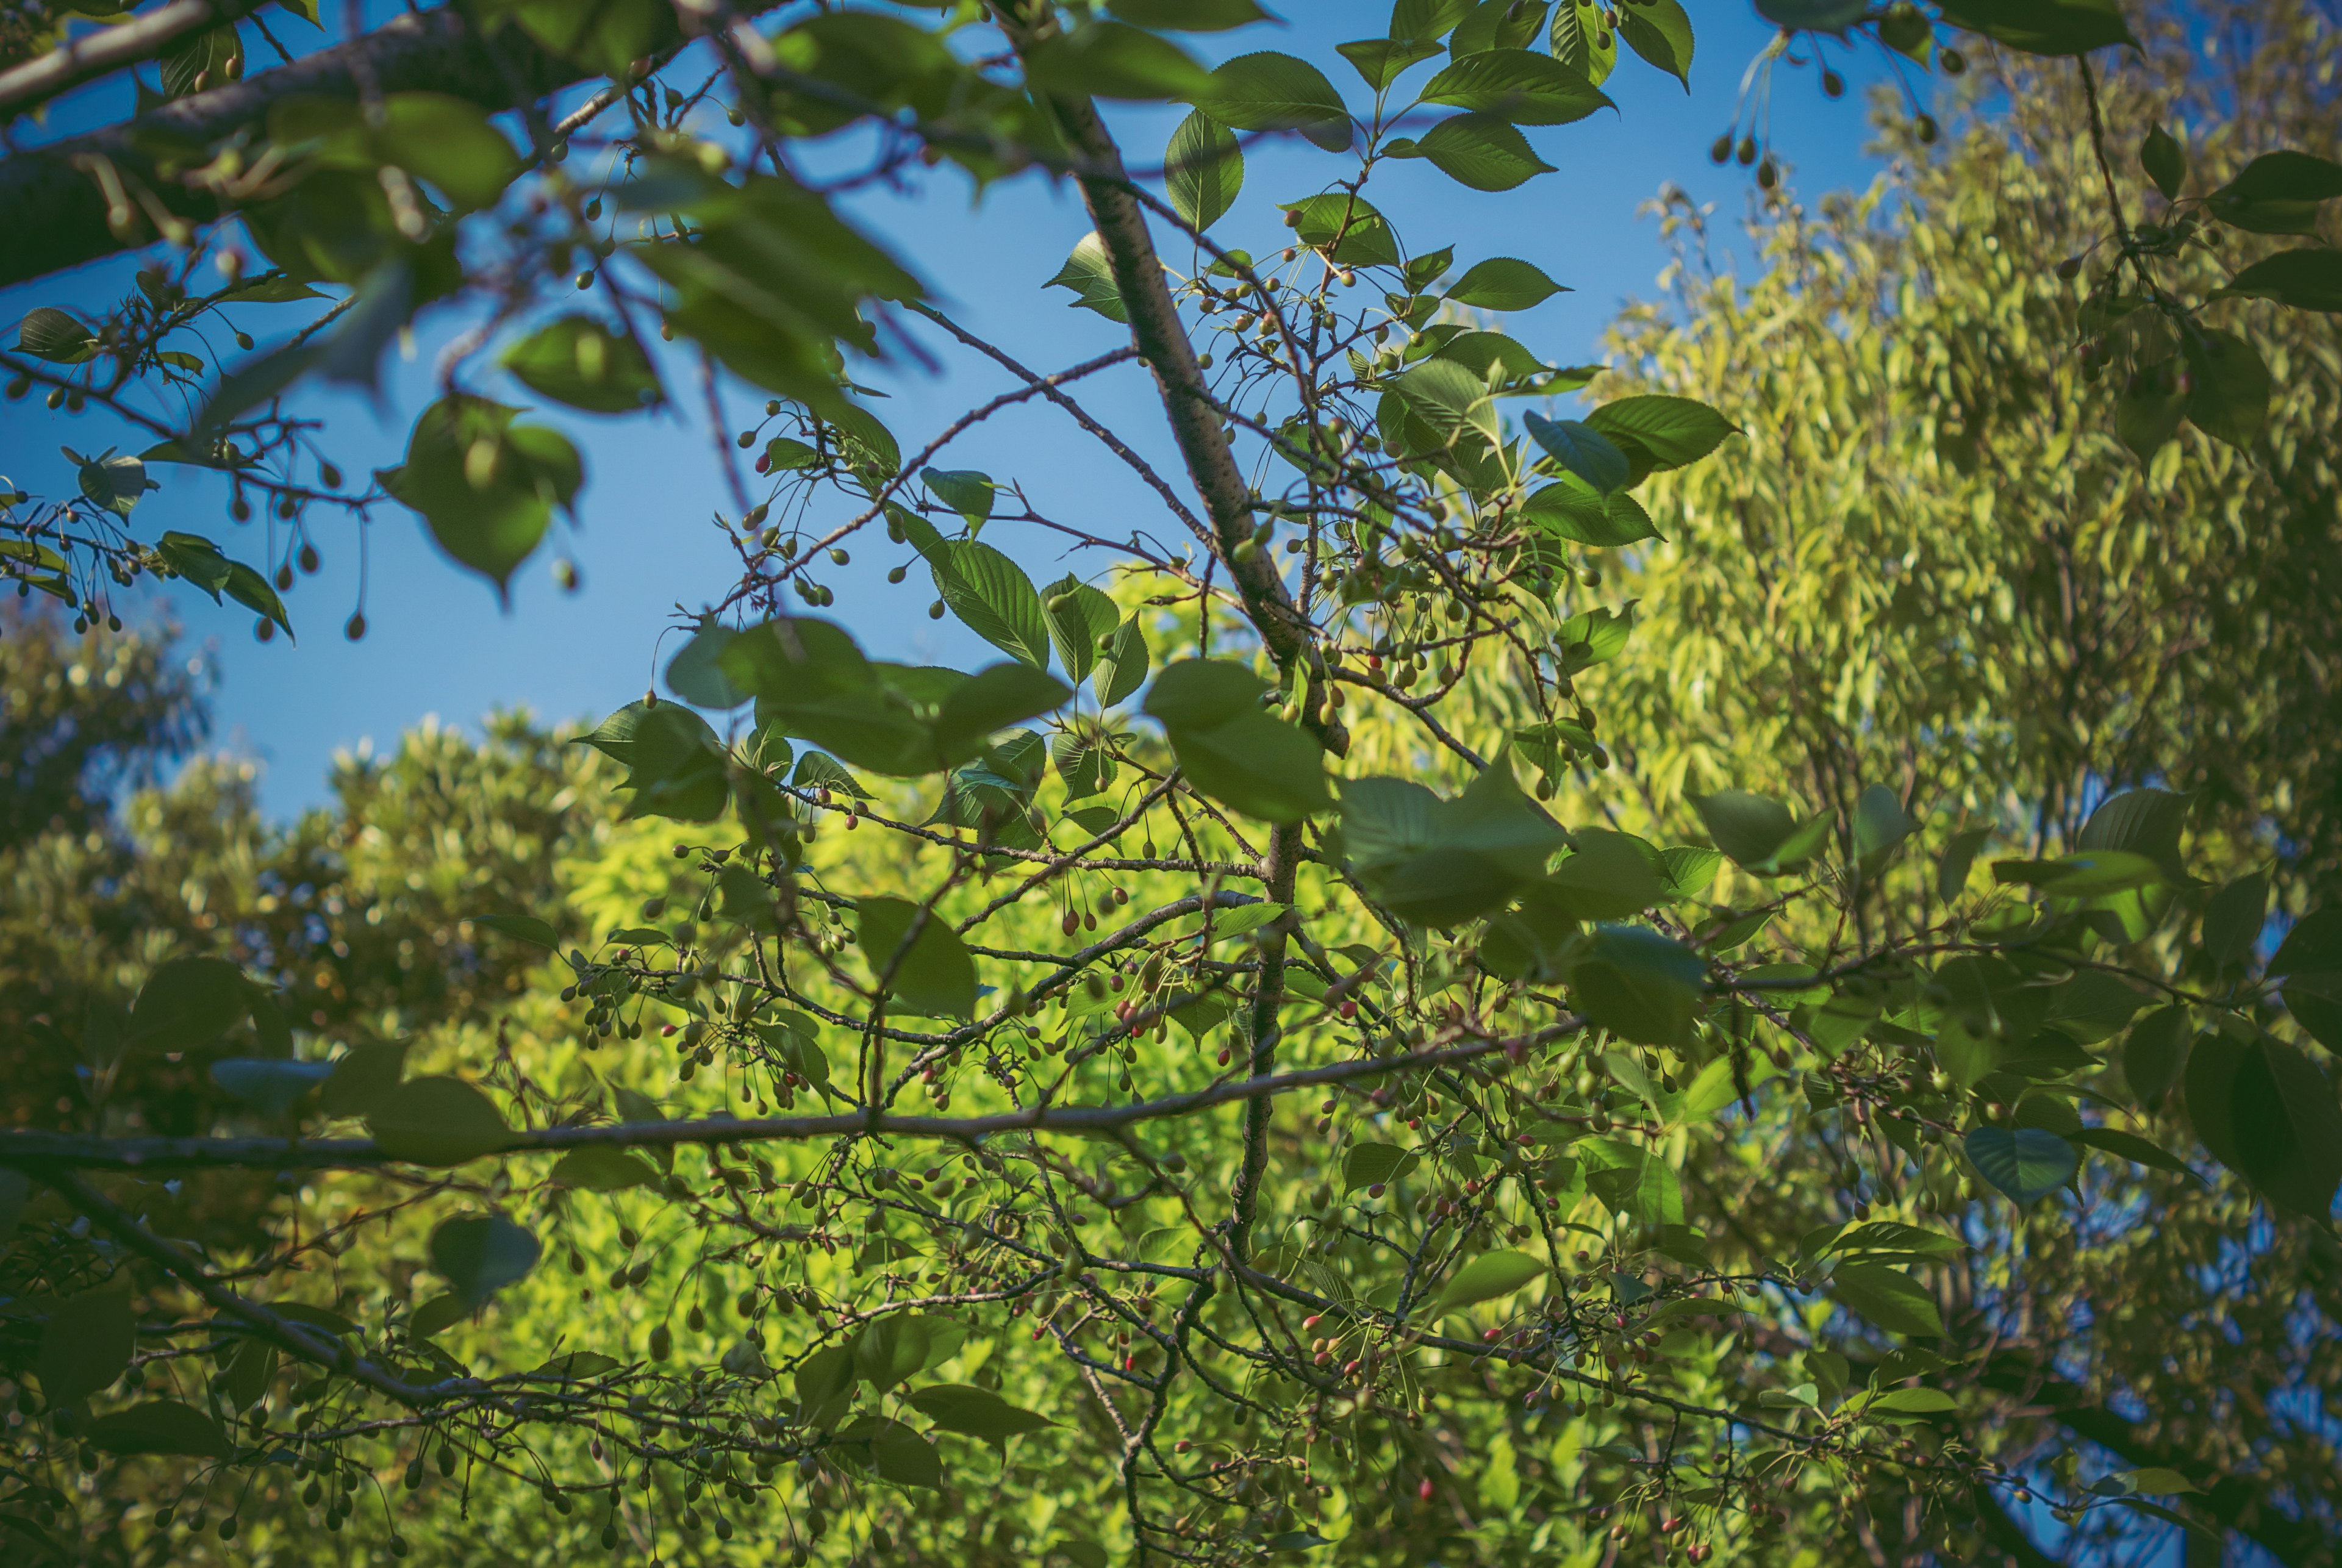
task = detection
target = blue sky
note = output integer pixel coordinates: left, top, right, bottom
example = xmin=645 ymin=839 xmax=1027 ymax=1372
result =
xmin=2 ymin=2 xmax=1901 ymax=816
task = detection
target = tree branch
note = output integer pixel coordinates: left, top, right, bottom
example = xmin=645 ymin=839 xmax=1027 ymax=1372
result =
xmin=40 ymin=1164 xmax=486 ymax=1409
xmin=0 ymin=0 xmax=268 ymax=121
xmin=0 ymin=1029 xmax=1558 ymax=1173
xmin=0 ymin=4 xmax=765 ymax=290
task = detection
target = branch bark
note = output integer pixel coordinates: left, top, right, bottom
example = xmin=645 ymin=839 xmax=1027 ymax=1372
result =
xmin=0 ymin=1030 xmax=1553 ymax=1173
xmin=41 ymin=1164 xmax=482 ymax=1408
xmin=0 ymin=5 xmax=651 ymax=291
xmin=0 ymin=0 xmax=268 ymax=121
xmin=1000 ymin=11 xmax=1353 ymax=1258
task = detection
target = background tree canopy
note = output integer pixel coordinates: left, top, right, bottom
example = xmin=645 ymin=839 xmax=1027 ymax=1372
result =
xmin=2 ymin=4 xmax=2341 ymax=1568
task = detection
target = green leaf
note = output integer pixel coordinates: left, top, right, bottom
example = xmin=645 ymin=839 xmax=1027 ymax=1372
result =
xmin=1991 ymin=849 xmax=2165 ymax=897
xmin=1335 ymin=37 xmax=1443 ymax=91
xmin=1444 ymin=256 xmax=1567 ymax=310
xmin=1162 ymin=711 xmax=1333 ymax=823
xmin=1965 ymin=1125 xmax=2080 ymax=1205
xmin=1342 ymin=765 xmax=1566 ymax=927
xmin=2072 ymin=1126 xmax=2197 ymax=1178
xmin=1523 ymin=412 xmax=1628 ymax=493
xmin=1144 ymin=660 xmax=1331 ymax=823
xmin=223 ymin=560 xmax=293 ymax=638
xmin=1049 ymin=230 xmax=1128 ymax=325
xmin=1583 ymin=394 xmax=1739 ymax=479
xmin=1935 ymin=0 xmax=2137 ymax=56
xmin=905 ymin=1383 xmax=1054 ymax=1438
xmin=1580 ymin=1136 xmax=1686 ymax=1226
xmin=1545 ymin=829 xmax=1667 ymax=920
xmin=1392 ymin=0 xmax=1475 ymax=44
xmin=73 ymin=450 xmax=154 ymax=518
xmin=859 ymin=897 xmax=978 ymax=1020
xmin=220 ymin=1334 xmax=277 ymax=1409
xmin=526 ymin=1350 xmax=621 ymax=1383
xmin=1692 ymin=790 xmax=1830 ymax=876
xmin=320 ymin=1039 xmax=409 ymax=1117
xmin=923 ymin=538 xmax=1055 ymax=670
xmin=853 ymin=1316 xmax=942 ymax=1391
xmin=2042 ymin=971 xmax=2149 ymax=1044
xmin=1867 ymin=1386 xmax=1955 ymax=1416
xmin=1616 ymin=0 xmax=1694 ymax=88
xmin=870 ymin=1419 xmax=945 ymax=1488
xmin=1392 ymin=357 xmax=1500 ymax=446
xmin=1755 ymin=0 xmax=1871 ymax=27
xmin=1040 ymin=576 xmax=1122 ymax=685
xmin=1418 ymin=48 xmax=1613 ymax=126
xmin=612 ymin=701 xmax=730 ymax=821
xmin=1449 ymin=0 xmax=1548 ymax=53
xmin=2202 ymin=872 xmax=2268 ymax=970
xmin=2077 ymin=786 xmax=2190 ymax=883
xmin=430 ymin=1212 xmax=541 ymax=1309
xmin=933 ymin=663 xmax=1071 ymax=765
xmin=1280 ymin=193 xmax=1402 ymax=267
xmin=722 ymin=621 xmax=929 ymax=778
xmin=128 ymin=956 xmax=252 ymax=1056
xmin=662 ymin=622 xmax=749 ymax=711
xmin=921 ymin=470 xmax=996 ymax=529
xmin=2213 ymin=248 xmax=2342 ymax=312
xmin=793 ymin=1343 xmax=857 ymax=1431
xmin=1522 ymin=480 xmax=1658 ymax=548
xmin=2180 ymin=327 xmax=2270 ymax=448
xmin=367 ymin=1076 xmax=513 ymax=1165
xmin=550 ymin=1145 xmax=659 ymax=1192
xmin=2186 ymin=1028 xmax=2342 ymax=1217
xmin=1342 ymin=1141 xmax=1420 ymax=1192
xmin=1831 ymin=1261 xmax=1944 ymax=1338
xmin=502 ymin=315 xmax=661 ymax=414
xmin=2205 ymin=151 xmax=2342 ymax=235
xmin=1195 ymin=51 xmax=1352 ymax=152
xmin=2121 ymin=1005 xmax=2190 ymax=1106
xmin=1025 ymin=19 xmax=1210 ymax=101
xmin=378 ymin=395 xmax=581 ymax=602
xmin=1094 ymin=615 xmax=1150 ymax=706
xmin=2140 ymin=123 xmax=2186 ymax=201
xmin=1853 ymin=783 xmax=1917 ymax=869
xmin=2113 ymin=355 xmax=2186 ymax=460
xmin=1109 ymin=0 xmax=1269 ymax=26
xmin=471 ymin=913 xmax=560 ymax=949
xmin=369 ymin=93 xmax=521 ymax=211
xmin=1936 ymin=826 xmax=1991 ymax=902
xmin=406 ymin=1291 xmax=464 ymax=1340
xmin=1570 ymin=924 xmax=1704 ymax=1046
xmin=1429 ymin=1249 xmax=1545 ymax=1317
xmin=2270 ymin=907 xmax=2342 ymax=1051
xmin=1391 ymin=112 xmax=1555 ymax=190
xmin=37 ymin=1289 xmax=134 ymax=1406
xmin=210 ymin=1056 xmax=332 ymax=1115
xmin=159 ymin=24 xmax=243 ymax=98
xmin=16 ymin=306 xmax=100 ymax=363
xmin=84 ymin=1401 xmax=233 ymax=1459
xmin=1166 ymin=110 xmax=1243 ymax=232
xmin=1548 ymin=0 xmax=1619 ymax=82
xmin=1825 ymin=1220 xmax=1961 ymax=1258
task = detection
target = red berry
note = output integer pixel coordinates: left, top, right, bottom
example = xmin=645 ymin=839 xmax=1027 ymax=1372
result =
xmin=1417 ymin=1478 xmax=1435 ymax=1502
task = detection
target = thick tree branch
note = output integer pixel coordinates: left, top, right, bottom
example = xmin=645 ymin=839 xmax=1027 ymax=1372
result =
xmin=0 ymin=1029 xmax=1556 ymax=1173
xmin=0 ymin=0 xmax=268 ymax=120
xmin=0 ymin=4 xmax=723 ymax=290
xmin=1001 ymin=13 xmax=1353 ymax=1261
xmin=41 ymin=1164 xmax=486 ymax=1408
